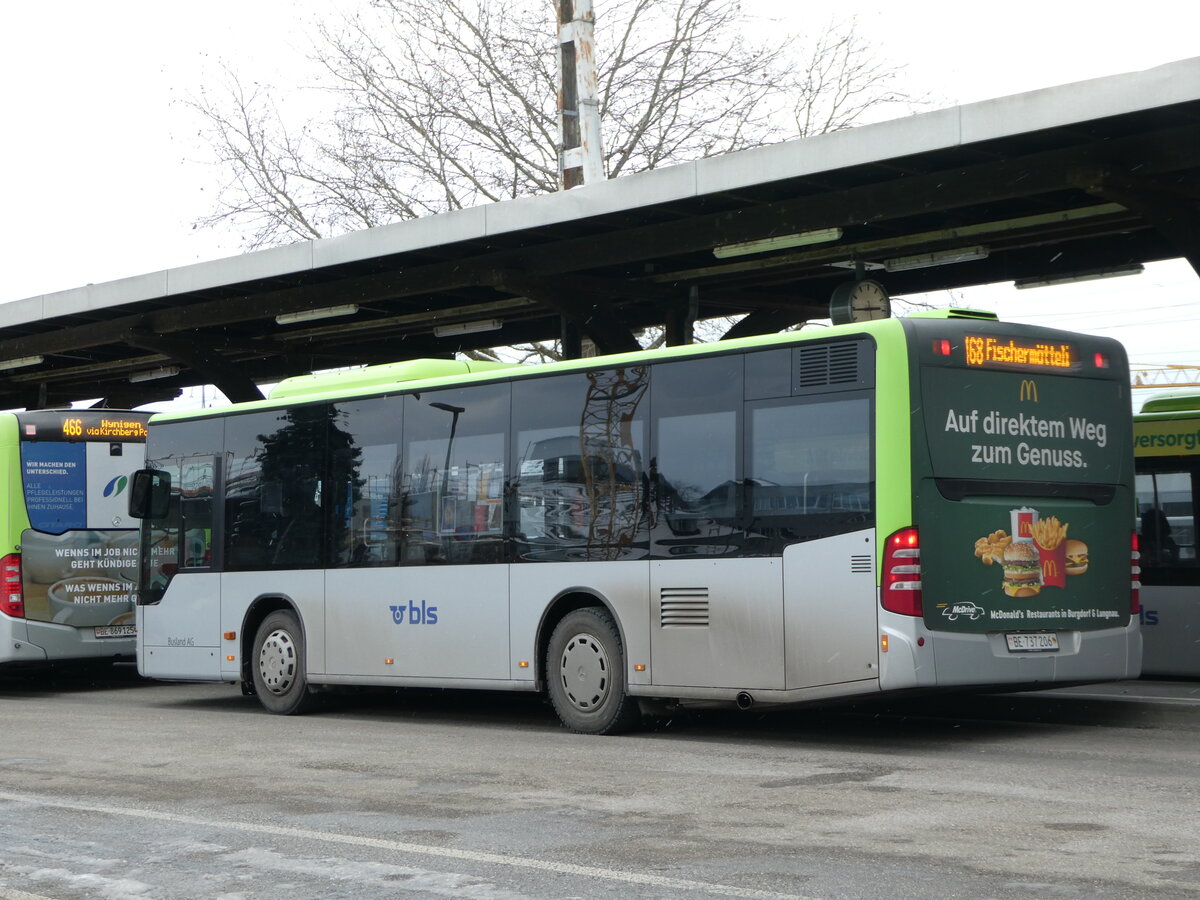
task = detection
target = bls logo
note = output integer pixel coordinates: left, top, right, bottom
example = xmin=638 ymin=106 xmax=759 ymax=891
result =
xmin=390 ymin=600 xmax=439 ymax=625
xmin=1138 ymin=607 xmax=1159 ymax=627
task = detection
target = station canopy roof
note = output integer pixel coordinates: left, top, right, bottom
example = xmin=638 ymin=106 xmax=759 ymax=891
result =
xmin=2 ymin=57 xmax=1198 ymax=409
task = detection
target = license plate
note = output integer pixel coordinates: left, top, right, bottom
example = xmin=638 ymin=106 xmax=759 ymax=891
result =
xmin=95 ymin=625 xmax=136 ymax=638
xmin=1005 ymin=632 xmax=1058 ymax=652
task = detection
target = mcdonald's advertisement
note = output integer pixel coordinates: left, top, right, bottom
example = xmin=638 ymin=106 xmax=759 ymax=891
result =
xmin=917 ymin=495 xmax=1131 ymax=633
xmin=921 ymin=368 xmax=1131 ymax=484
xmin=917 ymin=367 xmax=1133 ymax=633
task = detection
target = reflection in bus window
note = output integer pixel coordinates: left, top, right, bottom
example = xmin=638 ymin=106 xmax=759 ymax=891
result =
xmin=401 ymin=384 xmax=509 ymax=565
xmin=179 ymin=460 xmax=215 ymax=568
xmin=330 ymin=397 xmax=401 ymax=567
xmin=512 ymin=368 xmax=648 ymax=562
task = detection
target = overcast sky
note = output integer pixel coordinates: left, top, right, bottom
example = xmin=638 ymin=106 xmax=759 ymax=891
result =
xmin=2 ymin=1 xmax=1197 ymax=395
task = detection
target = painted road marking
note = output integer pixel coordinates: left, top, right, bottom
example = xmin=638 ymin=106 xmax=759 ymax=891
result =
xmin=0 ymin=791 xmax=813 ymax=900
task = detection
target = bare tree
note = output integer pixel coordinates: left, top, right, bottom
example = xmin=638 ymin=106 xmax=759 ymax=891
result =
xmin=192 ymin=0 xmax=916 ymax=251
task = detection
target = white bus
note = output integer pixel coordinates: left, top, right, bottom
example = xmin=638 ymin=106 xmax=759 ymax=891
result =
xmin=130 ymin=312 xmax=1141 ymax=732
xmin=1134 ymin=394 xmax=1199 ymax=676
xmin=1 ymin=409 xmax=149 ymax=668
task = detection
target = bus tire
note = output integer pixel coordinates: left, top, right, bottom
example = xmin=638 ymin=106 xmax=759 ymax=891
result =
xmin=251 ymin=610 xmax=317 ymax=715
xmin=546 ymin=607 xmax=640 ymax=735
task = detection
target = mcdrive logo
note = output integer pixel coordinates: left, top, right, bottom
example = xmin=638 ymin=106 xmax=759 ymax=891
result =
xmin=103 ymin=475 xmax=129 ymax=498
xmin=941 ymin=602 xmax=985 ymax=621
xmin=390 ymin=600 xmax=439 ymax=625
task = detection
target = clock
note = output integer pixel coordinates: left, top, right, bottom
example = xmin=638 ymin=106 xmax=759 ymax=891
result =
xmin=829 ymin=278 xmax=891 ymax=325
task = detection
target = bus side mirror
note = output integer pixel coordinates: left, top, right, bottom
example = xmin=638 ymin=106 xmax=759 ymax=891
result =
xmin=129 ymin=469 xmax=171 ymax=519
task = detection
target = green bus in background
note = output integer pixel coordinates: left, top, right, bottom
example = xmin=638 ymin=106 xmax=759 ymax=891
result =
xmin=1134 ymin=393 xmax=1199 ymax=676
xmin=130 ymin=310 xmax=1139 ymax=733
xmin=0 ymin=409 xmax=149 ymax=667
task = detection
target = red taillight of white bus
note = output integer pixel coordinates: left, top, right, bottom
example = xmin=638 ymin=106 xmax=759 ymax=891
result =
xmin=0 ymin=553 xmax=24 ymax=618
xmin=1131 ymin=531 xmax=1141 ymax=615
xmin=882 ymin=527 xmax=922 ymax=616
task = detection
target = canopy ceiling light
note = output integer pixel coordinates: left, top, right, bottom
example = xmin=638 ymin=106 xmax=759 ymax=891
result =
xmin=128 ymin=365 xmax=181 ymax=383
xmin=275 ymin=304 xmax=360 ymax=325
xmin=884 ymin=245 xmax=989 ymax=272
xmin=433 ymin=318 xmax=504 ymax=338
xmin=0 ymin=355 xmax=44 ymax=371
xmin=713 ymin=227 xmax=843 ymax=259
xmin=1014 ymin=264 xmax=1145 ymax=290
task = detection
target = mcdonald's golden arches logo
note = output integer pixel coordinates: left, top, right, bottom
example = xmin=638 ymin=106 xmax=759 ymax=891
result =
xmin=1019 ymin=379 xmax=1039 ymax=402
xmin=1042 ymin=559 xmax=1058 ymax=578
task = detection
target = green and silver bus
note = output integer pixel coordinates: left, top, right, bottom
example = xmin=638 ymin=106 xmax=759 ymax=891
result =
xmin=1 ymin=409 xmax=149 ymax=667
xmin=1134 ymin=394 xmax=1199 ymax=676
xmin=130 ymin=311 xmax=1140 ymax=732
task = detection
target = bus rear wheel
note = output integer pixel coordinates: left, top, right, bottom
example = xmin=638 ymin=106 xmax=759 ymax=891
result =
xmin=252 ymin=610 xmax=317 ymax=715
xmin=546 ymin=607 xmax=640 ymax=735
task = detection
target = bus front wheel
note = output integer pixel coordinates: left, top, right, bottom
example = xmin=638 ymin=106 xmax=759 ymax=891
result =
xmin=546 ymin=607 xmax=640 ymax=735
xmin=252 ymin=610 xmax=317 ymax=715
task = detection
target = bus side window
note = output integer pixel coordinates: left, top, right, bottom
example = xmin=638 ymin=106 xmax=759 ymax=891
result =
xmin=179 ymin=460 xmax=215 ymax=569
xmin=651 ymin=355 xmax=742 ymax=558
xmin=512 ymin=369 xmax=649 ymax=563
xmin=746 ymin=395 xmax=873 ymax=554
xmin=401 ymin=384 xmax=509 ymax=566
xmin=1136 ymin=470 xmax=1196 ymax=568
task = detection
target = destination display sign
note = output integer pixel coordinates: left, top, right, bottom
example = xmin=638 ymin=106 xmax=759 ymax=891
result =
xmin=963 ymin=334 xmax=1075 ymax=370
xmin=15 ymin=411 xmax=150 ymax=443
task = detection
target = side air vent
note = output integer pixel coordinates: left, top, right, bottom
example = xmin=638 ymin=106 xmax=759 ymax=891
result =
xmin=660 ymin=587 xmax=710 ymax=628
xmin=795 ymin=342 xmax=861 ymax=388
xmin=850 ymin=555 xmax=873 ymax=574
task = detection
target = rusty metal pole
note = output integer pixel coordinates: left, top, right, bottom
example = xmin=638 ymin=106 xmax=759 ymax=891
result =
xmin=557 ymin=0 xmax=603 ymax=190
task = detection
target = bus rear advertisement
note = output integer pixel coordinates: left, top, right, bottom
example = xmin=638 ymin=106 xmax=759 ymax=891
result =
xmin=129 ymin=311 xmax=1139 ymax=733
xmin=917 ymin=337 xmax=1133 ymax=645
xmin=2 ymin=409 xmax=150 ymax=667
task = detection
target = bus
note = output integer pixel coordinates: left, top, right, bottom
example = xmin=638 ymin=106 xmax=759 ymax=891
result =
xmin=129 ymin=310 xmax=1140 ymax=733
xmin=1134 ymin=394 xmax=1199 ymax=676
xmin=1 ymin=409 xmax=150 ymax=667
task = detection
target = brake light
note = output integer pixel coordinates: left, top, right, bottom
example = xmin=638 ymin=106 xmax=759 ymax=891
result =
xmin=1130 ymin=531 xmax=1141 ymax=615
xmin=882 ymin=527 xmax=922 ymax=616
xmin=1094 ymin=352 xmax=1109 ymax=369
xmin=933 ymin=339 xmax=952 ymax=357
xmin=1 ymin=553 xmax=24 ymax=618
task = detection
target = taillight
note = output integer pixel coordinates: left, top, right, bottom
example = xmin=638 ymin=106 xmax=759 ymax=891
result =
xmin=882 ymin=527 xmax=922 ymax=616
xmin=1 ymin=553 xmax=24 ymax=618
xmin=1130 ymin=531 xmax=1141 ymax=615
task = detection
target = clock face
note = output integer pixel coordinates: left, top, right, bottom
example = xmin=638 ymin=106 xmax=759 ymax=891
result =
xmin=830 ymin=279 xmax=891 ymax=325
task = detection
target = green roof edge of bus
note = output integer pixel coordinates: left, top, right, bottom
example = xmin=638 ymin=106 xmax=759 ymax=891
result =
xmin=267 ymin=358 xmax=518 ymax=401
xmin=149 ymin=317 xmax=910 ymax=423
xmin=1139 ymin=394 xmax=1200 ymax=415
xmin=905 ymin=307 xmax=999 ymax=320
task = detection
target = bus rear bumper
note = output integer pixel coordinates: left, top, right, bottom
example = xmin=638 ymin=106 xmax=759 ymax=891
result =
xmin=877 ymin=610 xmax=1141 ymax=690
xmin=929 ymin=624 xmax=1142 ymax=687
xmin=12 ymin=619 xmax=133 ymax=665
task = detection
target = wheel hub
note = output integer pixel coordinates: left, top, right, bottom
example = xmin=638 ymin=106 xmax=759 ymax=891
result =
xmin=559 ymin=632 xmax=609 ymax=711
xmin=258 ymin=629 xmax=298 ymax=695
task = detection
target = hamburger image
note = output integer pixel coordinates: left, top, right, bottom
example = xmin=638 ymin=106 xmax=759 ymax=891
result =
xmin=1065 ymin=539 xmax=1089 ymax=576
xmin=1002 ymin=541 xmax=1042 ymax=597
